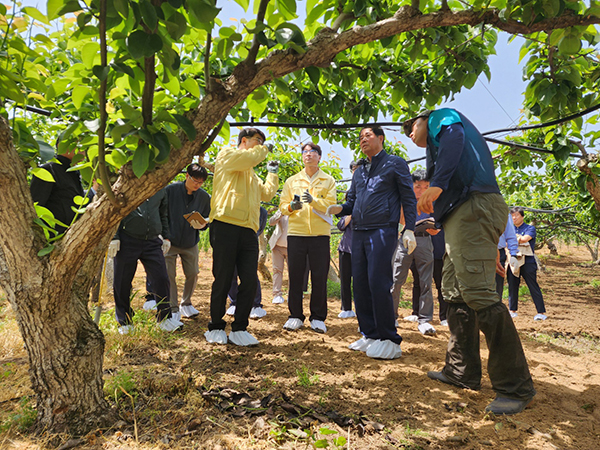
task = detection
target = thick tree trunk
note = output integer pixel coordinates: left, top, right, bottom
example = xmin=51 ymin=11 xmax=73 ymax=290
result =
xmin=15 ymin=233 xmax=115 ymax=434
xmin=0 ymin=116 xmax=115 ymax=434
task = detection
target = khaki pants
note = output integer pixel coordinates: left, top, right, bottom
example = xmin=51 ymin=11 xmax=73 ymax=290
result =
xmin=442 ymin=192 xmax=507 ymax=311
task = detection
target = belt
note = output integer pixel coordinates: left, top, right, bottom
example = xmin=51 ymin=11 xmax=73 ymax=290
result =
xmin=414 ymin=232 xmax=430 ymax=237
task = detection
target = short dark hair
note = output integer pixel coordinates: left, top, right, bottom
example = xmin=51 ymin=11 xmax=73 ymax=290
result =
xmin=411 ymin=169 xmax=428 ymax=182
xmin=187 ymin=163 xmax=208 ymax=181
xmin=349 ymin=160 xmax=359 ymax=170
xmin=360 ymin=126 xmax=385 ymax=140
xmin=403 ymin=110 xmax=432 ymax=137
xmin=302 ymin=142 xmax=322 ymax=156
xmin=510 ymin=206 xmax=525 ymax=217
xmin=237 ymin=128 xmax=266 ymax=146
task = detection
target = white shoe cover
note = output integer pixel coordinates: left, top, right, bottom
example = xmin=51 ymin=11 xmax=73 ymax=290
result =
xmin=418 ymin=322 xmax=436 ymax=336
xmin=228 ymin=330 xmax=259 ymax=346
xmin=204 ymin=329 xmax=228 ymax=344
xmin=226 ymin=305 xmax=236 ymax=316
xmin=171 ymin=311 xmax=181 ymax=322
xmin=310 ymin=319 xmax=327 ymax=333
xmin=404 ymin=314 xmax=418 ymax=322
xmin=366 ymin=340 xmax=402 ymax=359
xmin=180 ymin=304 xmax=200 ymax=318
xmin=534 ymin=313 xmax=547 ymax=321
xmin=249 ymin=307 xmax=267 ymax=319
xmin=348 ymin=337 xmax=375 ymax=352
xmin=283 ymin=318 xmax=303 ymax=331
xmin=272 ymin=295 xmax=285 ymax=304
xmin=338 ymin=310 xmax=356 ymax=319
xmin=143 ymin=300 xmax=157 ymax=311
xmin=158 ymin=317 xmax=183 ymax=332
xmin=440 ymin=320 xmax=448 ymax=327
xmin=394 ymin=319 xmax=399 ymax=327
xmin=118 ymin=324 xmax=134 ymax=335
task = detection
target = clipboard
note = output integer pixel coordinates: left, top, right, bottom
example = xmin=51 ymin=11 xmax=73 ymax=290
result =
xmin=183 ymin=211 xmax=208 ymax=226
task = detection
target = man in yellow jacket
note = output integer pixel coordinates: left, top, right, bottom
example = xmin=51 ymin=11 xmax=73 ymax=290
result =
xmin=279 ymin=142 xmax=336 ymax=333
xmin=205 ymin=128 xmax=279 ymax=346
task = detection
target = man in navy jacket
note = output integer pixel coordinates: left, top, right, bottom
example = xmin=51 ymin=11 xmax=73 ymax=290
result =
xmin=328 ymin=126 xmax=417 ymax=359
xmin=165 ymin=164 xmax=211 ymax=321
xmin=405 ymin=108 xmax=536 ymax=415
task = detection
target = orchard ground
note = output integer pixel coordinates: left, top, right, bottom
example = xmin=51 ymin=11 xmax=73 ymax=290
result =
xmin=1 ymin=243 xmax=599 ymax=449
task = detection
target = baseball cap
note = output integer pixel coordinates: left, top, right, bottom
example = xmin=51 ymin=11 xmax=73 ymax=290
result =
xmin=402 ymin=110 xmax=432 ymax=137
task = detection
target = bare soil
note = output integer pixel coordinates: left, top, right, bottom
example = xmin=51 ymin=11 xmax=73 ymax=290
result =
xmin=1 ymin=243 xmax=600 ymax=449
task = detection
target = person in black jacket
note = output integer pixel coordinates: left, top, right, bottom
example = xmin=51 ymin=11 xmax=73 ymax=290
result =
xmin=108 ymin=189 xmax=181 ymax=334
xmin=328 ymin=126 xmax=417 ymax=360
xmin=30 ymin=147 xmax=85 ymax=235
xmin=165 ymin=164 xmax=211 ymax=321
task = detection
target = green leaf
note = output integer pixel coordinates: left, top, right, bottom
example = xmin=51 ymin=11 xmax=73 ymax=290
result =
xmin=31 ymin=167 xmax=55 ymax=182
xmin=558 ymin=35 xmax=582 ymax=55
xmin=154 ymin=132 xmax=171 ymax=163
xmin=127 ymin=30 xmax=161 ymax=58
xmin=305 ymin=66 xmax=320 ymax=85
xmin=93 ymin=65 xmax=110 ymax=81
xmin=319 ymin=427 xmax=338 ymax=435
xmin=165 ymin=11 xmax=188 ymax=40
xmin=233 ymin=0 xmax=249 ymax=10
xmin=182 ymin=77 xmax=200 ymax=97
xmin=38 ymin=245 xmax=56 ymax=257
xmin=72 ymin=85 xmax=90 ymax=110
xmin=313 ymin=439 xmax=329 ymax=448
xmin=47 ymin=0 xmax=83 ymax=20
xmin=173 ymin=114 xmax=197 ymax=141
xmin=22 ymin=7 xmax=50 ymax=24
xmin=132 ymin=143 xmax=151 ymax=178
xmin=139 ymin=128 xmax=155 ymax=145
xmin=111 ymin=62 xmax=135 ymax=78
xmin=113 ymin=0 xmax=129 ymax=18
xmin=37 ymin=141 xmax=55 ymax=162
xmin=188 ymin=0 xmax=221 ymax=24
xmin=139 ymin=0 xmax=158 ymax=29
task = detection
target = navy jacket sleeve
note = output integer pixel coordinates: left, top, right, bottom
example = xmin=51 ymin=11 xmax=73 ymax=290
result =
xmin=429 ymin=123 xmax=465 ymax=191
xmin=339 ymin=175 xmax=356 ymax=217
xmin=159 ymin=191 xmax=170 ymax=240
xmin=396 ymin=159 xmax=417 ymax=231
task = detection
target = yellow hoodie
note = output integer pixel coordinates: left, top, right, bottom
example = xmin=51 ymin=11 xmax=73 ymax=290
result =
xmin=209 ymin=144 xmax=278 ymax=232
xmin=280 ymin=168 xmax=336 ymax=237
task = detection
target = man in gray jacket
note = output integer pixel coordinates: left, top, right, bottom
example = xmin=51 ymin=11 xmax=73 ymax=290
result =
xmin=165 ymin=164 xmax=211 ymax=321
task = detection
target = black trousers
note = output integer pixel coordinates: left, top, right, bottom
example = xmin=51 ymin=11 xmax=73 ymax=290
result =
xmin=411 ymin=258 xmax=448 ymax=321
xmin=495 ymin=248 xmax=507 ymax=299
xmin=113 ymin=233 xmax=170 ymax=325
xmin=287 ymin=235 xmax=330 ymax=322
xmin=442 ymin=302 xmax=536 ymax=399
xmin=209 ymin=220 xmax=258 ymax=332
xmin=507 ymin=262 xmax=546 ymax=313
xmin=339 ymin=250 xmax=353 ymax=311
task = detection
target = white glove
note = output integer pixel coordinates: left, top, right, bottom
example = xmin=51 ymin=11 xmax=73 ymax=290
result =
xmin=107 ymin=239 xmax=120 ymax=258
xmin=159 ymin=235 xmax=171 ymax=255
xmin=326 ymin=205 xmax=343 ymax=216
xmin=190 ymin=219 xmax=203 ymax=229
xmin=509 ymin=255 xmax=519 ymax=273
xmin=302 ymin=189 xmax=313 ymax=203
xmin=266 ymin=160 xmax=279 ymax=173
xmin=402 ymin=229 xmax=417 ymax=255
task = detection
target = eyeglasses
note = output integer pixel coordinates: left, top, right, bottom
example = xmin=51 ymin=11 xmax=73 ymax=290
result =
xmin=302 ymin=149 xmax=319 ymax=154
xmin=189 ymin=177 xmax=205 ymax=185
xmin=250 ymin=136 xmax=264 ymax=145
